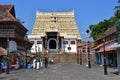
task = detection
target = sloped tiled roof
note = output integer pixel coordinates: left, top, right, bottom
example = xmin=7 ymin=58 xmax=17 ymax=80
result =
xmin=0 ymin=4 xmax=16 ymax=22
xmin=97 ymin=26 xmax=116 ymax=41
xmin=104 ymin=26 xmax=116 ymax=36
xmin=0 ymin=4 xmax=28 ymax=32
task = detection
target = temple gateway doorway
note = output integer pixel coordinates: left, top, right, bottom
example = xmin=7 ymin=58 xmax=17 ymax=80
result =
xmin=48 ymin=38 xmax=57 ymax=50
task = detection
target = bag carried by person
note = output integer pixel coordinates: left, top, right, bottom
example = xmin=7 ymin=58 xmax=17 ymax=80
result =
xmin=45 ymin=54 xmax=48 ymax=59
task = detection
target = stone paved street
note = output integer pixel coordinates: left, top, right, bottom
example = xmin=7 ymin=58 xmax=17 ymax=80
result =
xmin=0 ymin=63 xmax=120 ymax=80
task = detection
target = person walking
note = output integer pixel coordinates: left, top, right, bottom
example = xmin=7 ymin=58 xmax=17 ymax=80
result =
xmin=44 ymin=53 xmax=49 ymax=68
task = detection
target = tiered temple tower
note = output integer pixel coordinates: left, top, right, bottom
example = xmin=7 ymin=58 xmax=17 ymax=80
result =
xmin=28 ymin=10 xmax=81 ymax=53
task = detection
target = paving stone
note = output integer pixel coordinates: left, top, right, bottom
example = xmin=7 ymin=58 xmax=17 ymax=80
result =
xmin=0 ymin=63 xmax=120 ymax=80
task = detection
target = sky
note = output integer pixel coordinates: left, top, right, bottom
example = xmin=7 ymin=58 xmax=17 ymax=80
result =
xmin=0 ymin=0 xmax=118 ymax=41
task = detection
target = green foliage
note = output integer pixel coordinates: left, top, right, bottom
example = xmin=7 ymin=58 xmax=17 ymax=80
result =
xmin=114 ymin=0 xmax=120 ymax=18
xmin=118 ymin=0 xmax=120 ymax=3
xmin=89 ymin=16 xmax=119 ymax=41
xmin=86 ymin=29 xmax=90 ymax=33
xmin=114 ymin=9 xmax=120 ymax=18
xmin=89 ymin=0 xmax=120 ymax=46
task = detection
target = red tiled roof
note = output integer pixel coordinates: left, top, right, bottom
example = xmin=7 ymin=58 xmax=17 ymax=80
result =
xmin=93 ymin=39 xmax=116 ymax=50
xmin=93 ymin=41 xmax=110 ymax=50
xmin=98 ymin=48 xmax=116 ymax=53
xmin=96 ymin=26 xmax=116 ymax=41
xmin=105 ymin=26 xmax=116 ymax=36
xmin=0 ymin=4 xmax=28 ymax=32
xmin=0 ymin=4 xmax=16 ymax=22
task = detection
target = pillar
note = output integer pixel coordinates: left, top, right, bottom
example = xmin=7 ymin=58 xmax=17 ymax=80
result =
xmin=57 ymin=33 xmax=59 ymax=51
xmin=117 ymin=48 xmax=120 ymax=75
xmin=42 ymin=37 xmax=44 ymax=52
xmin=61 ymin=38 xmax=64 ymax=50
xmin=45 ymin=36 xmax=47 ymax=49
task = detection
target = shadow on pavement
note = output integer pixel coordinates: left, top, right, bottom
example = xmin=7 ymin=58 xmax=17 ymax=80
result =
xmin=110 ymin=71 xmax=119 ymax=75
xmin=0 ymin=77 xmax=7 ymax=79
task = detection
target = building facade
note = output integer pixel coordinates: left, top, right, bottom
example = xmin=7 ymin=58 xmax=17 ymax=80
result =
xmin=28 ymin=11 xmax=81 ymax=53
xmin=93 ymin=26 xmax=117 ymax=67
xmin=0 ymin=4 xmax=33 ymax=65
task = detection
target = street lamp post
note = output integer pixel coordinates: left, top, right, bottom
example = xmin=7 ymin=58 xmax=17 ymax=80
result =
xmin=6 ymin=33 xmax=10 ymax=74
xmin=38 ymin=46 xmax=40 ymax=58
xmin=103 ymin=38 xmax=108 ymax=75
xmin=35 ymin=38 xmax=37 ymax=58
xmin=78 ymin=42 xmax=82 ymax=65
xmin=77 ymin=51 xmax=79 ymax=64
xmin=87 ymin=41 xmax=91 ymax=68
xmin=80 ymin=47 xmax=82 ymax=65
xmin=85 ymin=29 xmax=91 ymax=68
xmin=35 ymin=45 xmax=37 ymax=56
xmin=25 ymin=42 xmax=27 ymax=68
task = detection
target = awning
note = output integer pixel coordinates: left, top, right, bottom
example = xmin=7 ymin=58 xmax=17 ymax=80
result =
xmin=98 ymin=48 xmax=116 ymax=53
xmin=0 ymin=47 xmax=7 ymax=56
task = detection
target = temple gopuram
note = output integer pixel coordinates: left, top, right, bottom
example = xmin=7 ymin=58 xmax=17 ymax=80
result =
xmin=28 ymin=10 xmax=81 ymax=53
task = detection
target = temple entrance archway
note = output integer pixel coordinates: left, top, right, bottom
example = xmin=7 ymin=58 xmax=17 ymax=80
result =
xmin=49 ymin=40 xmax=56 ymax=49
xmin=47 ymin=38 xmax=57 ymax=50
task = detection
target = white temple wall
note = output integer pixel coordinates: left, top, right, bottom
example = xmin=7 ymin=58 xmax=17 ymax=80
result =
xmin=29 ymin=38 xmax=42 ymax=53
xmin=64 ymin=38 xmax=77 ymax=53
xmin=29 ymin=37 xmax=77 ymax=53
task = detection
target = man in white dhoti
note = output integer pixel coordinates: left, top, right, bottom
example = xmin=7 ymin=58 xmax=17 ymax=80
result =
xmin=33 ymin=59 xmax=36 ymax=69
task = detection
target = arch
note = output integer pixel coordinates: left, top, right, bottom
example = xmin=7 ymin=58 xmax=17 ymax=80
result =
xmin=47 ymin=38 xmax=57 ymax=50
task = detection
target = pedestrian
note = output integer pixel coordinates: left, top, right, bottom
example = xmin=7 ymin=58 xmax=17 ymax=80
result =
xmin=44 ymin=52 xmax=49 ymax=68
xmin=49 ymin=56 xmax=54 ymax=64
xmin=33 ymin=57 xmax=36 ymax=69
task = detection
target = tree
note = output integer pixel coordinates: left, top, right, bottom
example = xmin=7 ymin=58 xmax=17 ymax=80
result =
xmin=89 ymin=0 xmax=120 ymax=41
xmin=88 ymin=0 xmax=120 ymax=47
xmin=114 ymin=0 xmax=120 ymax=18
xmin=89 ymin=19 xmax=115 ymax=40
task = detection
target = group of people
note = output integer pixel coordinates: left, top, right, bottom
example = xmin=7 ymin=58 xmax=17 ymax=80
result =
xmin=0 ymin=60 xmax=24 ymax=72
xmin=32 ymin=53 xmax=54 ymax=69
xmin=0 ymin=52 xmax=54 ymax=72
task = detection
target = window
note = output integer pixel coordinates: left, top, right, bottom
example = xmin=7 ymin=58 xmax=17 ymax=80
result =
xmin=64 ymin=41 xmax=68 ymax=44
xmin=71 ymin=41 xmax=75 ymax=44
xmin=37 ymin=41 xmax=42 ymax=44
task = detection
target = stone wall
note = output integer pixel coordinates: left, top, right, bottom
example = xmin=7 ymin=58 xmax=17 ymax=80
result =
xmin=41 ymin=53 xmax=95 ymax=64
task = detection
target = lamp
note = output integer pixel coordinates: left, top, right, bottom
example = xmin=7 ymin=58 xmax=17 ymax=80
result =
xmin=78 ymin=42 xmax=82 ymax=65
xmin=103 ymin=35 xmax=108 ymax=75
xmin=25 ymin=42 xmax=27 ymax=68
xmin=87 ymin=41 xmax=91 ymax=68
